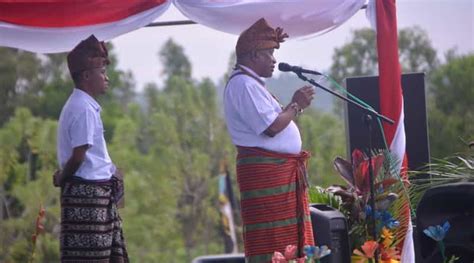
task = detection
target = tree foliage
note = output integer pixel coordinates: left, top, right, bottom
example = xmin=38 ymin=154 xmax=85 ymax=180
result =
xmin=328 ymin=26 xmax=470 ymax=158
xmin=0 ymin=40 xmax=234 ymax=262
xmin=330 ymin=26 xmax=438 ymax=84
xmin=1 ymin=28 xmax=469 ymax=262
xmin=428 ymin=53 xmax=474 ymax=157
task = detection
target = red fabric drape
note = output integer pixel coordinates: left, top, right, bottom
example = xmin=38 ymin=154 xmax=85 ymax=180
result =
xmin=0 ymin=0 xmax=166 ymax=27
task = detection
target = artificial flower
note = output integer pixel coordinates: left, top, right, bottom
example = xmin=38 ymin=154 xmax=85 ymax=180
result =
xmin=376 ymin=210 xmax=399 ymax=230
xmin=423 ymin=221 xmax=450 ymax=241
xmin=304 ymin=245 xmax=331 ymax=260
xmin=272 ymin=251 xmax=287 ymax=263
xmin=380 ymin=245 xmax=400 ymax=261
xmin=353 ymin=240 xmax=379 ymax=259
xmin=381 ymin=227 xmax=394 ymax=248
xmin=272 ymin=245 xmax=306 ymax=263
xmin=284 ymin=244 xmax=298 ymax=259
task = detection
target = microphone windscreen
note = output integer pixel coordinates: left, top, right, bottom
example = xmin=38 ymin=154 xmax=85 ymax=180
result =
xmin=278 ymin=62 xmax=292 ymax=72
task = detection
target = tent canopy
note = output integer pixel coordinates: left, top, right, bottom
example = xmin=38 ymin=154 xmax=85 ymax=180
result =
xmin=0 ymin=0 xmax=367 ymax=53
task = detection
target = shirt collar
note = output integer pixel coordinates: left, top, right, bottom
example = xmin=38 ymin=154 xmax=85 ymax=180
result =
xmin=73 ymin=88 xmax=101 ymax=112
xmin=236 ymin=64 xmax=266 ymax=86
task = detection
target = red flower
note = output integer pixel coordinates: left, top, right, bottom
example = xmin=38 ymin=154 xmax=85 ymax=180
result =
xmin=272 ymin=245 xmax=306 ymax=263
xmin=284 ymin=245 xmax=298 ymax=259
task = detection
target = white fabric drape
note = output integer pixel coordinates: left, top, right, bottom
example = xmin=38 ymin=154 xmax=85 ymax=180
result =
xmin=173 ymin=0 xmax=366 ymax=38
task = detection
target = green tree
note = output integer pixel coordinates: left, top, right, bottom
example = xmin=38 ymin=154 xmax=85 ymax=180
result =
xmin=330 ymin=26 xmax=438 ymax=84
xmin=0 ymin=108 xmax=59 ymax=262
xmin=328 ymin=26 xmax=452 ymax=161
xmin=0 ymin=48 xmax=42 ymax=125
xmin=107 ymin=39 xmax=235 ymax=262
xmin=298 ymin=110 xmax=346 ymax=186
xmin=428 ymin=53 xmax=474 ymax=157
xmin=159 ymin=39 xmax=192 ymax=81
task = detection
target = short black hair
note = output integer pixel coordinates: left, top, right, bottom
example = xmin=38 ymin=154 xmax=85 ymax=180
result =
xmin=71 ymin=71 xmax=85 ymax=86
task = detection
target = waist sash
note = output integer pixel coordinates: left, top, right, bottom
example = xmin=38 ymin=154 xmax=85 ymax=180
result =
xmin=236 ymin=146 xmax=314 ymax=263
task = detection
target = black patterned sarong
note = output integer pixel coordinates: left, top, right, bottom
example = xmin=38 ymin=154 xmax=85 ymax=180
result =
xmin=60 ymin=177 xmax=128 ymax=263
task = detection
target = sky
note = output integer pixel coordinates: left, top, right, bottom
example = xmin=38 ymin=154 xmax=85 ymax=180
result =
xmin=112 ymin=0 xmax=474 ymax=90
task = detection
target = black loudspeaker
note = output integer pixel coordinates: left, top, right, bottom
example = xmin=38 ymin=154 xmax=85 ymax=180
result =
xmin=191 ymin=254 xmax=245 ymax=263
xmin=310 ymin=204 xmax=351 ymax=263
xmin=345 ymin=73 xmax=430 ymax=173
xmin=416 ymin=183 xmax=474 ymax=263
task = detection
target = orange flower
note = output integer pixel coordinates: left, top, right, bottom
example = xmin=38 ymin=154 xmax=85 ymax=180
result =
xmin=380 ymin=245 xmax=400 ymax=261
xmin=381 ymin=227 xmax=394 ymax=248
xmin=353 ymin=240 xmax=379 ymax=261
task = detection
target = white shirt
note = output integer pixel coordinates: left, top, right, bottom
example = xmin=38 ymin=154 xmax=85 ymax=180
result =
xmin=224 ymin=65 xmax=302 ymax=154
xmin=57 ymin=88 xmax=115 ymax=180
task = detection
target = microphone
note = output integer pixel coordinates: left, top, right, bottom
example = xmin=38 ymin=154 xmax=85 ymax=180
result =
xmin=278 ymin=62 xmax=322 ymax=75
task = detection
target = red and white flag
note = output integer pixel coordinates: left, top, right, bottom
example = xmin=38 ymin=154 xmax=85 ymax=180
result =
xmin=375 ymin=0 xmax=414 ymax=262
xmin=0 ymin=0 xmax=170 ymax=53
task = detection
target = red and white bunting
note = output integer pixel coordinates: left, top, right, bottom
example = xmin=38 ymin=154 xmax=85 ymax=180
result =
xmin=0 ymin=0 xmax=171 ymax=53
xmin=1 ymin=0 xmax=366 ymax=53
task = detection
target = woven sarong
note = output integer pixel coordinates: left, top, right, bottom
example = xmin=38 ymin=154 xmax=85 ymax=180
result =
xmin=236 ymin=147 xmax=315 ymax=263
xmin=60 ymin=177 xmax=128 ymax=263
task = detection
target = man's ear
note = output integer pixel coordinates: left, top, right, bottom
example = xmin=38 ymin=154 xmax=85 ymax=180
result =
xmin=82 ymin=70 xmax=90 ymax=81
xmin=250 ymin=50 xmax=259 ymax=62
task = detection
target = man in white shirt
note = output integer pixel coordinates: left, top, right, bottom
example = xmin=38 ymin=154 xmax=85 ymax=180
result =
xmin=54 ymin=35 xmax=128 ymax=262
xmin=224 ymin=18 xmax=316 ymax=263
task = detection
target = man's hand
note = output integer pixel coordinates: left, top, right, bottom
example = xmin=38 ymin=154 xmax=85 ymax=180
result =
xmin=53 ymin=170 xmax=63 ymax=187
xmin=291 ymin=85 xmax=315 ymax=109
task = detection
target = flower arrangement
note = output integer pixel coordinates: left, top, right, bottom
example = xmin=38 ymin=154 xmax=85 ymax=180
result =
xmin=272 ymin=244 xmax=331 ymax=263
xmin=310 ymin=149 xmax=409 ymax=262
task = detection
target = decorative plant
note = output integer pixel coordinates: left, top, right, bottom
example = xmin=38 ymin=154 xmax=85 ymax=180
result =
xmin=272 ymin=244 xmax=331 ymax=263
xmin=409 ymin=150 xmax=474 ymax=211
xmin=309 ymin=149 xmax=409 ymax=262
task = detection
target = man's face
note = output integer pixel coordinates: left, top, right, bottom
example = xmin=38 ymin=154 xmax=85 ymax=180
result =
xmin=84 ymin=66 xmax=109 ymax=96
xmin=253 ymin=48 xmax=276 ymax=78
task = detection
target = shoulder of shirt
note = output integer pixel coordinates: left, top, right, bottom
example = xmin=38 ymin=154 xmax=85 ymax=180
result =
xmin=63 ymin=95 xmax=97 ymax=118
xmin=227 ymin=72 xmax=261 ymax=88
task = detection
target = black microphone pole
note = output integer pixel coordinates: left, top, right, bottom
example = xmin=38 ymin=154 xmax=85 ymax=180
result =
xmin=293 ymin=71 xmax=393 ymax=262
xmin=294 ymin=71 xmax=394 ymax=125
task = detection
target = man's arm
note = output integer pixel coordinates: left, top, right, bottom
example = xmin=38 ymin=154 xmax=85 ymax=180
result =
xmin=264 ymin=85 xmax=315 ymax=137
xmin=264 ymin=103 xmax=299 ymax=137
xmin=53 ymin=145 xmax=88 ymax=187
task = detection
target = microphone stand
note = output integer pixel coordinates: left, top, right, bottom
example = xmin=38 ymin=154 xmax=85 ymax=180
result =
xmin=295 ymin=72 xmax=394 ymax=261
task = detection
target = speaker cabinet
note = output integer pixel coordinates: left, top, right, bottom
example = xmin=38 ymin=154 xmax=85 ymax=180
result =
xmin=310 ymin=204 xmax=351 ymax=263
xmin=345 ymin=73 xmax=430 ymax=172
xmin=416 ymin=182 xmax=474 ymax=263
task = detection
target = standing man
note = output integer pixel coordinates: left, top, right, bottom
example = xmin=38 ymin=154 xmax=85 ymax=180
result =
xmin=54 ymin=35 xmax=128 ymax=262
xmin=224 ymin=18 xmax=316 ymax=262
